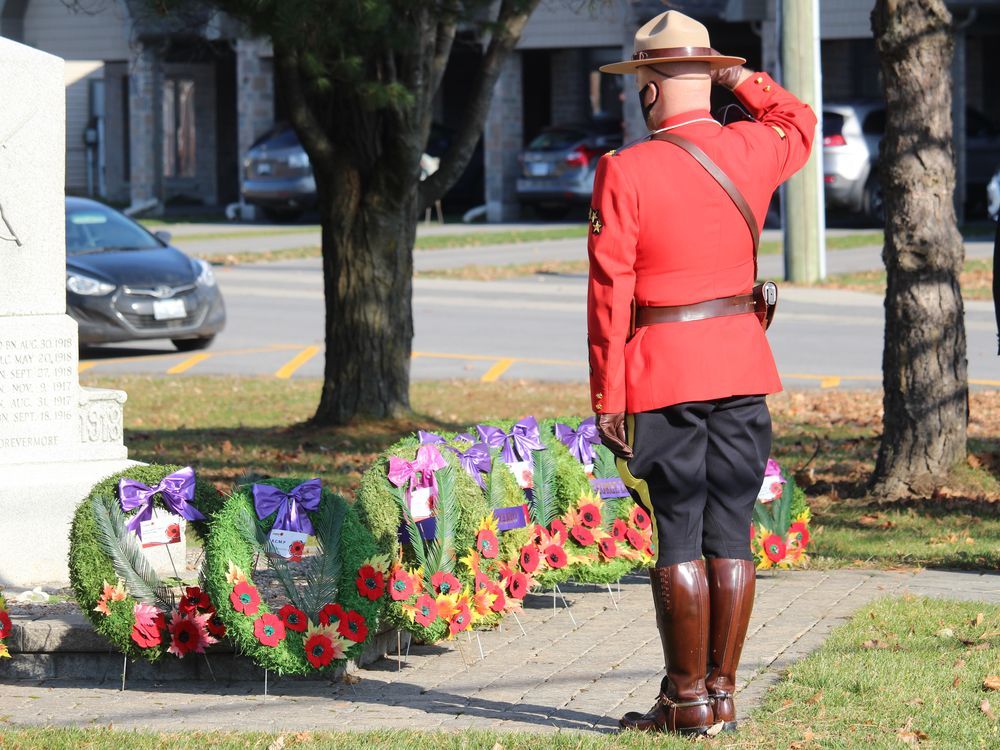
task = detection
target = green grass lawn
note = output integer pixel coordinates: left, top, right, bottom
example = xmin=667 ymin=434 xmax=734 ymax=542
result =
xmin=814 ymin=257 xmax=992 ymax=300
xmin=80 ymin=376 xmax=1000 ymax=571
xmin=2 ymin=596 xmax=996 ymax=748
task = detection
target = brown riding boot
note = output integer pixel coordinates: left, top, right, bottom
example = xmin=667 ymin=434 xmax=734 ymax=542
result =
xmin=619 ymin=560 xmax=714 ymax=735
xmin=705 ymin=558 xmax=756 ymax=731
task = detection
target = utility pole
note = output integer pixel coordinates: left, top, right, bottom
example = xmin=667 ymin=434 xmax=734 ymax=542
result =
xmin=780 ymin=0 xmax=825 ymax=281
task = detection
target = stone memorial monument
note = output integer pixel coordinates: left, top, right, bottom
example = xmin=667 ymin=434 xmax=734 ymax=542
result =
xmin=0 ymin=39 xmax=133 ymax=587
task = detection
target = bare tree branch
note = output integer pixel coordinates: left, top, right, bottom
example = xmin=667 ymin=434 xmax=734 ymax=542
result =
xmin=419 ymin=0 xmax=541 ymax=209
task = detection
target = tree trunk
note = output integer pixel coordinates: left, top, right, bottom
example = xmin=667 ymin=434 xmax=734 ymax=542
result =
xmin=870 ymin=0 xmax=968 ymax=498
xmin=311 ymin=184 xmax=418 ymax=424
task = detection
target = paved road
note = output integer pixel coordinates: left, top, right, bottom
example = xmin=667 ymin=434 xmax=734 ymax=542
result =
xmin=80 ymin=240 xmax=1000 ymax=389
xmin=2 ymin=568 xmax=997 ymax=733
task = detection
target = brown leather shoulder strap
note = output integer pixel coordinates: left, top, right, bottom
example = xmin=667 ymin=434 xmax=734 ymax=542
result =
xmin=652 ymin=131 xmax=760 ymax=273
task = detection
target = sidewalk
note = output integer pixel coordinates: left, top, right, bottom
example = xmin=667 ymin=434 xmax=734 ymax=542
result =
xmin=1 ymin=568 xmax=997 ymax=733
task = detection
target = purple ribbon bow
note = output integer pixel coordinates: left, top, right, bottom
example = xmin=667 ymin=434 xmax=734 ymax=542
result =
xmin=387 ymin=445 xmax=448 ymax=509
xmin=554 ymin=417 xmax=601 ymax=466
xmin=118 ymin=467 xmax=205 ymax=540
xmin=451 ymin=443 xmax=491 ymax=488
xmin=476 ymin=416 xmax=546 ymax=465
xmin=253 ymin=479 xmax=322 ymax=535
xmin=417 ymin=430 xmax=446 ymax=445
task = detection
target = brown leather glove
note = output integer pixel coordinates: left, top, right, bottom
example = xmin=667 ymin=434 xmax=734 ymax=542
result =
xmin=710 ymin=52 xmax=750 ymax=90
xmin=597 ymin=412 xmax=633 ymax=460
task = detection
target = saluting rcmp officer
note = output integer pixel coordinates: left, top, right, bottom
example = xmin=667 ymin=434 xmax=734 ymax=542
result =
xmin=587 ymin=10 xmax=816 ymax=735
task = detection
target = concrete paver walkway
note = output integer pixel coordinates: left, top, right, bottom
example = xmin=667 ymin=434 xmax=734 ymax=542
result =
xmin=1 ymin=568 xmax=997 ymax=734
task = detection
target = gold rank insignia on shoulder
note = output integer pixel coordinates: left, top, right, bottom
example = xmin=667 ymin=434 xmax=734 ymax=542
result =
xmin=588 ymin=207 xmax=603 ymax=235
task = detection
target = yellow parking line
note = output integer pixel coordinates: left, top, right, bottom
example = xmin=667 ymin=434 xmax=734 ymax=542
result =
xmin=167 ymin=353 xmax=212 ymax=375
xmin=820 ymin=376 xmax=841 ymax=389
xmin=78 ymin=361 xmax=96 ymax=373
xmin=481 ymin=358 xmax=516 ymax=383
xmin=275 ymin=345 xmax=320 ymax=379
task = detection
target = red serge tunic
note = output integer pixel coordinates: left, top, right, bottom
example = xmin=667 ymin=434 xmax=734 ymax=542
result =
xmin=586 ymin=72 xmax=816 ymax=415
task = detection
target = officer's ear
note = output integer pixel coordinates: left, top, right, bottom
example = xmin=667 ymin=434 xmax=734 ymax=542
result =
xmin=641 ymin=81 xmax=659 ymax=106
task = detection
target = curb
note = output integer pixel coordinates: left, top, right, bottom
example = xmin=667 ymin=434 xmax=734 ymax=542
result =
xmin=0 ymin=612 xmax=406 ymax=683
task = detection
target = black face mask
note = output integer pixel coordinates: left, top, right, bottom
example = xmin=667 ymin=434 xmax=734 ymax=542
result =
xmin=639 ymin=81 xmax=658 ymax=127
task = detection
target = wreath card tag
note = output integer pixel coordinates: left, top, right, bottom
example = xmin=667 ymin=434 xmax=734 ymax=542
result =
xmin=137 ymin=509 xmax=184 ymax=548
xmin=267 ymin=528 xmax=309 ymax=561
xmin=408 ymin=485 xmax=435 ymax=521
xmin=507 ymin=460 xmax=534 ymax=490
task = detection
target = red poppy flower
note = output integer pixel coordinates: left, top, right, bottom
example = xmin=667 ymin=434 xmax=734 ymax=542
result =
xmin=486 ymin=581 xmax=507 ymax=612
xmin=430 ymin=571 xmax=461 ymax=596
xmin=166 ymin=614 xmax=203 ymax=657
xmin=230 ymin=581 xmax=260 ymax=616
xmin=318 ymin=602 xmax=345 ymax=626
xmin=476 ymin=528 xmax=500 ymax=559
xmin=474 ymin=572 xmax=491 ymax=593
xmin=0 ymin=610 xmax=12 ymax=640
xmin=788 ymin=521 xmax=811 ymax=548
xmin=337 ymin=609 xmax=368 ymax=643
xmin=517 ymin=544 xmax=539 ymax=573
xmin=625 ymin=527 xmax=646 ymax=550
xmin=549 ymin=519 xmax=568 ymax=544
xmin=508 ymin=572 xmax=528 ymax=599
xmin=544 ymin=544 xmax=568 ymax=569
xmin=763 ymin=533 xmax=787 ymax=563
xmin=206 ymin=613 xmax=226 ymax=639
xmin=598 ymin=538 xmax=618 ymax=559
xmin=630 ymin=506 xmax=651 ymax=530
xmin=179 ymin=586 xmax=211 ymax=615
xmin=304 ymin=631 xmax=336 ymax=669
xmin=449 ymin=600 xmax=472 ymax=636
xmin=413 ymin=593 xmax=438 ymax=627
xmin=356 ymin=564 xmax=386 ymax=601
xmin=289 ymin=540 xmax=305 ymax=557
xmin=578 ymin=503 xmax=602 ymax=528
xmin=279 ymin=604 xmax=308 ymax=633
xmin=570 ymin=524 xmax=595 ymax=547
xmin=253 ymin=613 xmax=286 ymax=647
xmin=749 ymin=523 xmax=756 ymax=541
xmin=166 ymin=523 xmax=181 ymax=542
xmin=389 ymin=567 xmax=416 ymax=601
xmin=611 ymin=519 xmax=628 ymax=541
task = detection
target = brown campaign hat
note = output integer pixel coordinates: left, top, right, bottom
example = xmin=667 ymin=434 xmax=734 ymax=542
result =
xmin=600 ymin=10 xmax=746 ymax=75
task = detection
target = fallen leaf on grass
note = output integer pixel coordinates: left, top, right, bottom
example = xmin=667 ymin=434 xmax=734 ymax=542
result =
xmin=788 ymin=729 xmax=816 ymax=749
xmin=806 ymin=689 xmax=824 ymax=704
xmin=985 ymin=676 xmax=1000 ymax=691
xmin=955 ymin=658 xmax=967 ymax=669
xmin=936 ymin=628 xmax=955 ymax=638
xmin=773 ymin=698 xmax=796 ymax=714
xmin=953 ymin=676 xmax=962 ymax=688
xmin=862 ymin=639 xmax=891 ymax=649
xmin=491 ymin=743 xmax=505 ymax=750
xmin=974 ymin=612 xmax=985 ymax=627
xmin=897 ymin=718 xmax=929 ymax=746
xmin=904 ymin=698 xmax=925 ymax=707
xmin=342 ymin=673 xmax=361 ymax=685
xmin=705 ymin=722 xmax=725 ymax=737
xmin=267 ymin=737 xmax=286 ymax=750
xmin=981 ymin=699 xmax=997 ymax=721
xmin=980 ymin=630 xmax=1000 ymax=640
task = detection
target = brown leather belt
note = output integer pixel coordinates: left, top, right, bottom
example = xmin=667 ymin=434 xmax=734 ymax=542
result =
xmin=634 ymin=293 xmax=756 ymax=328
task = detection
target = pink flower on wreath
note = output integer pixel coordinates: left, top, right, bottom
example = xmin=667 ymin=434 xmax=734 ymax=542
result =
xmin=130 ymin=603 xmax=165 ymax=649
xmin=166 ymin=611 xmax=217 ymax=657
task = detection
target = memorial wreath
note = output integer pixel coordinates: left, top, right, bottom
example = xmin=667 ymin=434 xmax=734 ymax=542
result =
xmin=751 ymin=459 xmax=813 ymax=570
xmin=0 ymin=588 xmax=11 ymax=659
xmin=68 ymin=464 xmax=225 ymax=662
xmin=200 ymin=477 xmax=384 ymax=675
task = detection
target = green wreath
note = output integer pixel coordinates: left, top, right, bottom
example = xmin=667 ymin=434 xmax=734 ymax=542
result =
xmin=68 ymin=464 xmax=225 ymax=662
xmin=200 ymin=478 xmax=384 ymax=675
xmin=356 ymin=438 xmax=492 ymax=643
xmin=539 ymin=417 xmax=639 ymax=585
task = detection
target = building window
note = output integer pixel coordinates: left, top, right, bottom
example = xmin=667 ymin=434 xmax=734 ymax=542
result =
xmin=162 ymin=78 xmax=196 ymax=178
